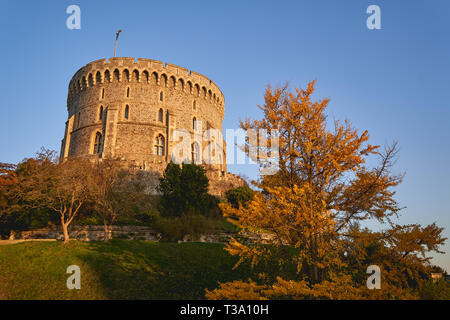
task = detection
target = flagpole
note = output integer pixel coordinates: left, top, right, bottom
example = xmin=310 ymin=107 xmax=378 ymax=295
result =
xmin=114 ymin=29 xmax=122 ymax=57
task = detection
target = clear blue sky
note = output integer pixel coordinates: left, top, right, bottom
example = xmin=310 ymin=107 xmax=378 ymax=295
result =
xmin=0 ymin=0 xmax=449 ymax=270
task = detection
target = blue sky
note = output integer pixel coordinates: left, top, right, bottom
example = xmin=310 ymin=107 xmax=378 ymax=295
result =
xmin=0 ymin=0 xmax=449 ymax=270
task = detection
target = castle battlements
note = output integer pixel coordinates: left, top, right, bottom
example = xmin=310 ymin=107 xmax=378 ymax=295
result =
xmin=67 ymin=57 xmax=224 ymax=116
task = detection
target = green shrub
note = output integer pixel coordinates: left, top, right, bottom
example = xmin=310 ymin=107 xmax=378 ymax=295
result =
xmin=0 ymin=207 xmax=58 ymax=238
xmin=157 ymin=162 xmax=220 ymax=217
xmin=225 ymin=185 xmax=254 ymax=209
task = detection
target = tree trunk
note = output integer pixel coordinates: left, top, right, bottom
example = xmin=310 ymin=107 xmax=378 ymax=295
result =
xmin=103 ymin=220 xmax=110 ymax=241
xmin=61 ymin=217 xmax=70 ymax=243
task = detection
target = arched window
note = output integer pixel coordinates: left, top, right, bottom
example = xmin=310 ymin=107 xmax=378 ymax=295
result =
xmin=124 ymin=105 xmax=129 ymax=120
xmin=159 ymin=91 xmax=163 ymax=101
xmin=151 ymin=72 xmax=158 ymax=85
xmin=169 ymin=76 xmax=176 ymax=88
xmin=193 ymin=117 xmax=197 ymax=130
xmin=113 ymin=69 xmax=120 ymax=82
xmin=96 ymin=71 xmax=102 ymax=84
xmin=154 ymin=135 xmax=165 ymax=156
xmin=88 ymin=74 xmax=94 ymax=87
xmin=195 ymin=84 xmax=200 ymax=96
xmin=178 ymin=78 xmax=184 ymax=91
xmin=143 ymin=70 xmax=149 ymax=83
xmin=104 ymin=70 xmax=111 ymax=82
xmin=123 ymin=69 xmax=130 ymax=82
xmin=191 ymin=142 xmax=200 ymax=164
xmin=158 ymin=108 xmax=164 ymax=122
xmin=99 ymin=106 xmax=103 ymax=120
xmin=133 ymin=69 xmax=139 ymax=82
xmin=160 ymin=74 xmax=167 ymax=87
xmin=93 ymin=132 xmax=103 ymax=155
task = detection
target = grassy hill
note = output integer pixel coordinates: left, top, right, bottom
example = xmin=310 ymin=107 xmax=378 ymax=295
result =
xmin=0 ymin=240 xmax=256 ymax=300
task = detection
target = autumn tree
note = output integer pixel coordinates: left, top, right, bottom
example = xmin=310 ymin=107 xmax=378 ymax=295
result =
xmin=89 ymin=159 xmax=149 ymax=241
xmin=206 ymin=81 xmax=446 ymax=300
xmin=14 ymin=150 xmax=92 ymax=243
xmin=0 ymin=163 xmax=17 ymax=212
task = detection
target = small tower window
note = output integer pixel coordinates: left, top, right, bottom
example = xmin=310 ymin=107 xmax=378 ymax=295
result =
xmin=193 ymin=100 xmax=196 ymax=110
xmin=160 ymin=91 xmax=163 ymax=101
xmin=158 ymin=108 xmax=163 ymax=122
xmin=101 ymin=88 xmax=105 ymax=99
xmin=191 ymin=142 xmax=200 ymax=164
xmin=77 ymin=112 xmax=81 ymax=128
xmin=154 ymin=134 xmax=165 ymax=156
xmin=125 ymin=105 xmax=129 ymax=120
xmin=193 ymin=117 xmax=197 ymax=130
xmin=93 ymin=132 xmax=103 ymax=155
xmin=99 ymin=106 xmax=103 ymax=120
xmin=126 ymin=87 xmax=130 ymax=98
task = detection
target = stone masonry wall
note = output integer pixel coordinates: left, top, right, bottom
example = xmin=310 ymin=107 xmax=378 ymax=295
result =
xmin=8 ymin=225 xmax=276 ymax=244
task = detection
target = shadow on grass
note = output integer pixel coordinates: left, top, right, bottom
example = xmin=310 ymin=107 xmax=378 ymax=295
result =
xmin=76 ymin=240 xmax=254 ymax=299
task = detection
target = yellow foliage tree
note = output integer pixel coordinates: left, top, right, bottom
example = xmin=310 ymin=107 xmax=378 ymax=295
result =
xmin=206 ymin=81 xmax=446 ymax=300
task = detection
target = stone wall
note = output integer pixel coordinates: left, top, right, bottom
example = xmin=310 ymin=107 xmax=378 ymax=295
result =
xmin=9 ymin=226 xmax=160 ymax=242
xmin=8 ymin=225 xmax=275 ymax=244
xmin=207 ymin=171 xmax=247 ymax=197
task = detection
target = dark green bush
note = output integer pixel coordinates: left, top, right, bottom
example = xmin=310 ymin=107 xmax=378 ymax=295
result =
xmin=0 ymin=207 xmax=58 ymax=238
xmin=225 ymin=185 xmax=254 ymax=209
xmin=157 ymin=162 xmax=220 ymax=217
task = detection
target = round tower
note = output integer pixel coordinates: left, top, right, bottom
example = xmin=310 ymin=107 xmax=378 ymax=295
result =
xmin=61 ymin=57 xmax=226 ymax=172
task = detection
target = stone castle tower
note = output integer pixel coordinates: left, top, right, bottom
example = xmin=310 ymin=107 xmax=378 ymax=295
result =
xmin=60 ymin=57 xmax=244 ymax=195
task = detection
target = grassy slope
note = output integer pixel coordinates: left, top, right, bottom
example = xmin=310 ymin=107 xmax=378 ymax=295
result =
xmin=0 ymin=240 xmax=254 ymax=300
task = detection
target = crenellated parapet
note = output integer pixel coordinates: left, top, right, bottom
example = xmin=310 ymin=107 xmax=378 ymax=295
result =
xmin=67 ymin=57 xmax=225 ymax=117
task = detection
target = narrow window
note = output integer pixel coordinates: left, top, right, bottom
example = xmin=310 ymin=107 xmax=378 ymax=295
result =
xmin=96 ymin=71 xmax=102 ymax=84
xmin=158 ymin=108 xmax=163 ymax=122
xmin=99 ymin=106 xmax=103 ymax=120
xmin=160 ymin=91 xmax=163 ymax=101
xmin=93 ymin=132 xmax=103 ymax=155
xmin=191 ymin=142 xmax=199 ymax=164
xmin=126 ymin=87 xmax=130 ymax=98
xmin=193 ymin=117 xmax=197 ymax=130
xmin=154 ymin=135 xmax=165 ymax=156
xmin=77 ymin=112 xmax=81 ymax=128
xmin=193 ymin=100 xmax=196 ymax=110
xmin=101 ymin=88 xmax=105 ymax=99
xmin=104 ymin=70 xmax=111 ymax=82
xmin=125 ymin=105 xmax=129 ymax=119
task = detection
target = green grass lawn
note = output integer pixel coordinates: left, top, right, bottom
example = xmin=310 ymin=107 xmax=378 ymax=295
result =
xmin=0 ymin=240 xmax=255 ymax=300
